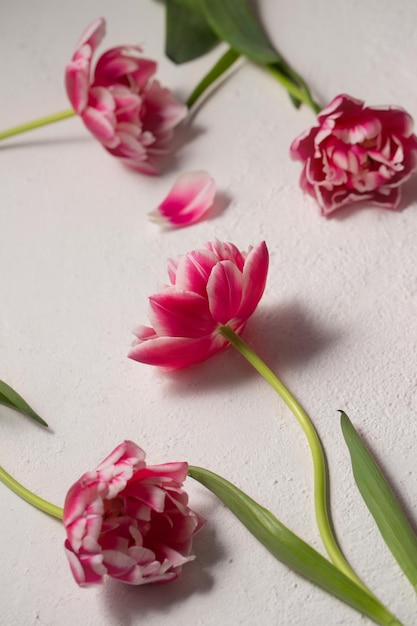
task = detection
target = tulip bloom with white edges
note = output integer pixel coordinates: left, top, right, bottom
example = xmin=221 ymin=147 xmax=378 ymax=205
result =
xmin=150 ymin=171 xmax=216 ymax=227
xmin=65 ymin=18 xmax=187 ymax=174
xmin=64 ymin=441 xmax=203 ymax=586
xmin=129 ymin=240 xmax=269 ymax=369
xmin=290 ymin=94 xmax=417 ymax=215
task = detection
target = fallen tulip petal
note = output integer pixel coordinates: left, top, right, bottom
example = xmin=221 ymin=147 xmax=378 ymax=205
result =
xmin=150 ymin=171 xmax=216 ymax=227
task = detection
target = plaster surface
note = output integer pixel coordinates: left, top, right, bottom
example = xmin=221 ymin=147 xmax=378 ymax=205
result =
xmin=1 ymin=1 xmax=417 ymax=625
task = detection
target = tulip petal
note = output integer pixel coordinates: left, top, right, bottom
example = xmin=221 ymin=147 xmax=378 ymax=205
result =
xmin=141 ymin=81 xmax=188 ymax=133
xmin=129 ymin=334 xmax=226 ymax=369
xmin=238 ymin=241 xmax=269 ymax=319
xmin=207 ymin=261 xmax=243 ymax=324
xmin=82 ymin=107 xmax=118 ymax=147
xmin=149 ymin=291 xmax=216 ymax=338
xmin=153 ymin=171 xmax=216 ymax=227
xmin=75 ymin=16 xmax=106 ymax=53
xmin=174 ymin=250 xmax=218 ymax=295
xmin=205 ymin=240 xmax=246 ymax=270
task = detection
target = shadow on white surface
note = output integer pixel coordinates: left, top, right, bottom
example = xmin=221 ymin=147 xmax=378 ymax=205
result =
xmin=398 ymin=175 xmax=417 ymax=212
xmin=163 ymin=301 xmax=342 ymax=397
xmin=100 ymin=523 xmax=224 ymax=625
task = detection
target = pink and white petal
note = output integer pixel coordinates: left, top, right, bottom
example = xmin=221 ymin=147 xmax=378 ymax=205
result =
xmin=370 ymin=186 xmax=401 ymax=210
xmin=154 ymin=171 xmax=216 ymax=227
xmin=204 ymin=240 xmax=246 ymax=270
xmin=128 ymin=567 xmax=177 ymax=585
xmin=94 ymin=55 xmax=141 ymax=85
xmin=238 ymin=241 xmax=269 ymax=320
xmin=97 ymin=441 xmax=146 ymax=472
xmin=142 ymin=81 xmax=188 ymax=133
xmin=121 ymin=157 xmax=158 ymax=175
xmin=131 ymin=58 xmax=160 ymax=90
xmin=290 ymin=126 xmax=318 ymax=161
xmin=81 ymin=107 xmax=118 ymax=147
xmin=113 ymin=130 xmax=148 ymax=159
xmin=124 ymin=482 xmax=166 ymax=512
xmin=128 ymin=334 xmax=226 ymax=369
xmin=64 ymin=477 xmax=101 ymax=527
xmin=132 ymin=325 xmax=158 ymax=344
xmin=156 ymin=544 xmax=195 ymax=570
xmin=74 ymin=17 xmax=106 ymax=56
xmin=141 ymin=462 xmax=188 ymax=485
xmin=102 ymin=549 xmax=137 ymax=578
xmin=65 ymin=542 xmax=106 ymax=586
xmin=148 ymin=291 xmax=216 ymax=338
xmin=174 ymin=250 xmax=218 ymax=295
xmin=88 ymin=86 xmax=116 ymax=113
xmin=94 ymin=47 xmax=152 ymax=87
xmin=206 ymin=261 xmax=243 ymax=324
xmin=65 ymin=57 xmax=91 ymax=114
xmin=317 ymin=94 xmax=364 ymax=124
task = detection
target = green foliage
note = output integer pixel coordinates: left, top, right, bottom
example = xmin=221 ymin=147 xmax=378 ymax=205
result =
xmin=189 ymin=465 xmax=401 ymax=625
xmin=165 ymin=0 xmax=219 ymax=63
xmin=0 ymin=379 xmax=48 ymax=427
xmin=341 ymin=411 xmax=417 ymax=592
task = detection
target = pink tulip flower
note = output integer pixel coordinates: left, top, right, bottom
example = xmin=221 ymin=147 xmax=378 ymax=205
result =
xmin=64 ymin=441 xmax=203 ymax=586
xmin=129 ymin=240 xmax=269 ymax=369
xmin=65 ymin=18 xmax=188 ymax=174
xmin=290 ymin=94 xmax=417 ymax=215
xmin=150 ymin=171 xmax=216 ymax=227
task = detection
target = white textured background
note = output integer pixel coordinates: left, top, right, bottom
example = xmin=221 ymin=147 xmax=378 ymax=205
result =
xmin=1 ymin=1 xmax=417 ymax=624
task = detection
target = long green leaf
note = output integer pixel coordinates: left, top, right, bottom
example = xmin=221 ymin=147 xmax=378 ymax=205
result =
xmin=188 ymin=466 xmax=401 ymax=626
xmin=0 ymin=380 xmax=48 ymax=427
xmin=341 ymin=411 xmax=417 ymax=592
xmin=165 ymin=0 xmax=219 ymax=64
xmin=196 ymin=0 xmax=281 ymax=65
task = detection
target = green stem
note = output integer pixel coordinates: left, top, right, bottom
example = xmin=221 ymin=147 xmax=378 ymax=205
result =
xmin=265 ymin=64 xmax=321 ymax=114
xmin=219 ymin=325 xmax=369 ymax=593
xmin=0 ymin=109 xmax=75 ymax=142
xmin=0 ymin=465 xmax=63 ymax=520
xmin=185 ymin=46 xmax=321 ymax=115
xmin=186 ymin=48 xmax=241 ymax=108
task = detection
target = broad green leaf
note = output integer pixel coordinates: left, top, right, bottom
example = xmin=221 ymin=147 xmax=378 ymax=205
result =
xmin=165 ymin=0 xmax=219 ymax=64
xmin=341 ymin=411 xmax=417 ymax=592
xmin=0 ymin=380 xmax=48 ymax=427
xmin=188 ymin=466 xmax=401 ymax=626
xmin=197 ymin=0 xmax=282 ymax=65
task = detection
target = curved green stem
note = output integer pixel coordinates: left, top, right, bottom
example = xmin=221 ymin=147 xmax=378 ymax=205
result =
xmin=186 ymin=48 xmax=241 ymax=108
xmin=0 ymin=465 xmax=63 ymax=520
xmin=219 ymin=325 xmax=369 ymax=593
xmin=0 ymin=109 xmax=75 ymax=142
xmin=265 ymin=64 xmax=321 ymax=114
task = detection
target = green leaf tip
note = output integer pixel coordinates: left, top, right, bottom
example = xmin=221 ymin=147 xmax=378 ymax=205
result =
xmin=0 ymin=380 xmax=48 ymax=427
xmin=341 ymin=410 xmax=417 ymax=593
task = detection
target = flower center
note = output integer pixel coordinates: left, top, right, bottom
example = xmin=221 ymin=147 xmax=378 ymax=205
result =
xmin=103 ymin=497 xmax=125 ymax=519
